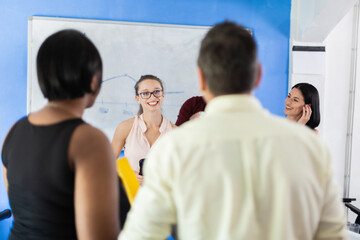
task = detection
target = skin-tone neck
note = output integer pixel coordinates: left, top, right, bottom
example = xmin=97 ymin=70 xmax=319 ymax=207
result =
xmin=27 ymin=93 xmax=97 ymax=126
xmin=142 ymin=110 xmax=163 ymax=128
xmin=285 ymin=114 xmax=302 ymax=123
xmin=198 ymin=63 xmax=262 ymax=104
xmin=46 ymin=98 xmax=87 ymax=118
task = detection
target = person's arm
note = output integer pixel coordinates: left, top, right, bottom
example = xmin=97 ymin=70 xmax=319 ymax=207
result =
xmin=70 ymin=124 xmax=120 ymax=240
xmin=2 ymin=123 xmax=15 ymax=196
xmin=112 ymin=118 xmax=145 ymax=184
xmin=111 ymin=118 xmax=133 ymax=159
xmin=119 ymin=135 xmax=176 ymax=240
xmin=2 ymin=166 xmax=8 ymax=194
xmin=314 ymin=149 xmax=347 ymax=240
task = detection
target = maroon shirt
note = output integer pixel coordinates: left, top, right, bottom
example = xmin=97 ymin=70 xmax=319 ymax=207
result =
xmin=175 ymin=96 xmax=206 ymax=126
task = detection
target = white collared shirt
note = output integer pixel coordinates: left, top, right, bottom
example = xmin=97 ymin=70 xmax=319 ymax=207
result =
xmin=120 ymin=95 xmax=347 ymax=240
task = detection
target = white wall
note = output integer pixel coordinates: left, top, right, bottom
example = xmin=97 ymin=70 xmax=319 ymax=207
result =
xmin=349 ymin=5 xmax=360 ymax=221
xmin=291 ymin=0 xmax=360 ymax=222
xmin=318 ymin=5 xmax=360 ymax=223
xmin=323 ymin=7 xmax=354 ymax=195
xmin=290 ymin=3 xmax=354 ymax=191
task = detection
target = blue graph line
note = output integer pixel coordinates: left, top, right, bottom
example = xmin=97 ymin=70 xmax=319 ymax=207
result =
xmin=95 ymin=74 xmax=185 ymax=115
xmin=101 ymin=74 xmax=185 ymax=95
xmin=102 ymin=74 xmax=137 ymax=83
xmin=94 ymin=101 xmax=138 ymax=105
xmin=165 ymin=91 xmax=184 ymax=94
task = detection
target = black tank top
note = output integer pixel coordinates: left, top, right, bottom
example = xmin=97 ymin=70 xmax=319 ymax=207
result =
xmin=2 ymin=117 xmax=85 ymax=240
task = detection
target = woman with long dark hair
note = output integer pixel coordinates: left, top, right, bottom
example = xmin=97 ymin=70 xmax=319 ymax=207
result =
xmin=285 ymin=82 xmax=320 ymax=131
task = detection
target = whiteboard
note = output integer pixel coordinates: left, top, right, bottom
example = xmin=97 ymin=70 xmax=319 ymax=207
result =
xmin=28 ymin=17 xmax=209 ymax=139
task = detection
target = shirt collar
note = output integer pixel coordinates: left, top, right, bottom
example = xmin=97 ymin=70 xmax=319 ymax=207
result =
xmin=139 ymin=115 xmax=147 ymax=133
xmin=139 ymin=114 xmax=167 ymax=133
xmin=205 ymin=94 xmax=263 ymax=114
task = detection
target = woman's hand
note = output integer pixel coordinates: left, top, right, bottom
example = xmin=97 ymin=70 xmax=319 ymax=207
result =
xmin=298 ymin=104 xmax=312 ymax=125
xmin=135 ymin=170 xmax=144 ymax=185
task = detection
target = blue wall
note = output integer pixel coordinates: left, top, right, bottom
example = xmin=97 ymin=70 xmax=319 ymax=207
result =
xmin=0 ymin=0 xmax=291 ymax=238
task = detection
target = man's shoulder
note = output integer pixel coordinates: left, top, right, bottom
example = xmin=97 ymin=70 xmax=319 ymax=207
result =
xmin=152 ymin=117 xmax=206 ymax=150
xmin=263 ymin=114 xmax=329 ymax=156
xmin=157 ymin=111 xmax=326 ymax=151
xmin=263 ymin=113 xmax=324 ymax=141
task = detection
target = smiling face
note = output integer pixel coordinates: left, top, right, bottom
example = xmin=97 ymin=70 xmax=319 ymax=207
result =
xmin=284 ymin=88 xmax=305 ymax=117
xmin=136 ymin=79 xmax=164 ymax=113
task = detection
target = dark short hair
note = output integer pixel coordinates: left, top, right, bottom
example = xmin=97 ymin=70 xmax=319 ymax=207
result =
xmin=134 ymin=75 xmax=164 ymax=115
xmin=197 ymin=21 xmax=258 ymax=95
xmin=37 ymin=29 xmax=102 ymax=101
xmin=292 ymin=83 xmax=320 ymax=129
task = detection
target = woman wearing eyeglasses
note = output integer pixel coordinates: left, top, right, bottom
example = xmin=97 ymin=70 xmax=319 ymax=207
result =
xmin=111 ymin=75 xmax=176 ymax=184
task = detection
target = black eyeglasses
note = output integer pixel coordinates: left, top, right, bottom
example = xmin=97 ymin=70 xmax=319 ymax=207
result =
xmin=138 ymin=90 xmax=163 ymax=99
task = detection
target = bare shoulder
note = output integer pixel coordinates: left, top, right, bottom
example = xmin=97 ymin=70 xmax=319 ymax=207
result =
xmin=113 ymin=117 xmax=135 ymax=138
xmin=111 ymin=117 xmax=136 ymax=157
xmin=118 ymin=117 xmax=135 ymax=131
xmin=69 ymin=124 xmax=113 ymax=166
xmin=73 ymin=123 xmax=109 ymax=145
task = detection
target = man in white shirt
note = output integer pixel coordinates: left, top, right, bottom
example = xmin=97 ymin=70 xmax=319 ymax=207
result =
xmin=119 ymin=21 xmax=347 ymax=240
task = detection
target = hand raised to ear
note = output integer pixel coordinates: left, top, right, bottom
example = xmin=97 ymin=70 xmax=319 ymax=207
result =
xmin=298 ymin=105 xmax=312 ymax=125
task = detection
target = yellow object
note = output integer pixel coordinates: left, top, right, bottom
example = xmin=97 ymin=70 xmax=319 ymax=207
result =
xmin=116 ymin=157 xmax=140 ymax=205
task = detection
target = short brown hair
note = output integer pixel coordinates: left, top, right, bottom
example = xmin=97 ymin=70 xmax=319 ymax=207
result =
xmin=197 ymin=21 xmax=258 ymax=95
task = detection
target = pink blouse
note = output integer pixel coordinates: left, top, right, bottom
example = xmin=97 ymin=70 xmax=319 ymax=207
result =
xmin=124 ymin=114 xmax=173 ymax=171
